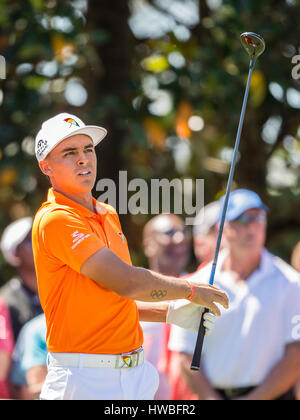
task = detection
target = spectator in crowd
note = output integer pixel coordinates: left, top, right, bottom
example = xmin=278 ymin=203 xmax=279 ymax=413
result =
xmin=290 ymin=240 xmax=300 ymax=400
xmin=10 ymin=313 xmax=47 ymax=400
xmin=0 ymin=217 xmax=43 ymax=341
xmin=291 ymin=241 xmax=300 ymax=273
xmin=141 ymin=214 xmax=191 ymax=399
xmin=168 ymin=189 xmax=300 ymax=400
xmin=166 ymin=201 xmax=221 ymax=400
xmin=0 ymin=296 xmax=14 ymax=399
xmin=193 ymin=201 xmax=220 ymax=270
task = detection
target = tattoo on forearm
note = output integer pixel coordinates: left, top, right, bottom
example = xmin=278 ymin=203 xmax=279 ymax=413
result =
xmin=150 ymin=290 xmax=167 ymax=299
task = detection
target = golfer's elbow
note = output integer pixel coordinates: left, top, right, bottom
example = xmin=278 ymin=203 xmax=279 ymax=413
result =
xmin=90 ymin=266 xmax=146 ymax=300
xmin=80 ymin=247 xmax=149 ymax=300
xmin=118 ymin=266 xmax=149 ymax=300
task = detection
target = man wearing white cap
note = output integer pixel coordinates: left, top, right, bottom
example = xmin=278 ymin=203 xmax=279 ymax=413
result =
xmin=193 ymin=201 xmax=220 ymax=270
xmin=0 ymin=217 xmax=42 ymax=342
xmin=32 ymin=112 xmax=228 ymax=400
xmin=168 ymin=189 xmax=300 ymax=400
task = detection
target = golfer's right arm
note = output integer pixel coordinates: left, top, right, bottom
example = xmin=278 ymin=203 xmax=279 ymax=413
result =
xmin=81 ymin=247 xmax=228 ymax=315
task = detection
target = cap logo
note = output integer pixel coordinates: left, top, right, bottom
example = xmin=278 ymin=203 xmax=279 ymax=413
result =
xmin=64 ymin=117 xmax=80 ymax=127
xmin=36 ymin=139 xmax=48 ymax=158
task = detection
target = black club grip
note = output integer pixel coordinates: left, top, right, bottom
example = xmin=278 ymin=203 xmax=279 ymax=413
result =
xmin=190 ymin=308 xmax=208 ymax=371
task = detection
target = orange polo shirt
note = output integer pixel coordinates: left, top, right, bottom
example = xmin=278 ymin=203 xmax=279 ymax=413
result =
xmin=32 ymin=188 xmax=143 ymax=355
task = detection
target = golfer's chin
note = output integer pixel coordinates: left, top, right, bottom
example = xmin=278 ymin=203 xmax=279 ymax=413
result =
xmin=76 ymin=173 xmax=96 ymax=188
xmin=57 ymin=179 xmax=95 ymax=196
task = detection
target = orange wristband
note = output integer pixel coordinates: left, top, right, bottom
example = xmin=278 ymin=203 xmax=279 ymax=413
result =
xmin=186 ymin=280 xmax=195 ymax=301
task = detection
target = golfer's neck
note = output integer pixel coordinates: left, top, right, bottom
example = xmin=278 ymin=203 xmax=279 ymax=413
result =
xmin=54 ymin=187 xmax=95 ymax=213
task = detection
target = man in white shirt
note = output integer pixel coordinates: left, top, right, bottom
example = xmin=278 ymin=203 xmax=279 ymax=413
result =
xmin=290 ymin=241 xmax=300 ymax=400
xmin=140 ymin=214 xmax=191 ymax=399
xmin=168 ymin=189 xmax=300 ymax=400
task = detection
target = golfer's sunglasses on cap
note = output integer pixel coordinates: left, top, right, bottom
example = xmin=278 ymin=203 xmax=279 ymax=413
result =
xmin=233 ymin=212 xmax=266 ymax=226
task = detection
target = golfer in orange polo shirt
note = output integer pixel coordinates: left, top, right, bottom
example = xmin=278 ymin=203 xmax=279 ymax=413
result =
xmin=32 ymin=113 xmax=229 ymax=400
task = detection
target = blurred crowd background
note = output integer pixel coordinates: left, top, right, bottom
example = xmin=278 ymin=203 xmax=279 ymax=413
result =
xmin=1 ymin=0 xmax=300 ymax=278
xmin=0 ymin=0 xmax=300 ymax=400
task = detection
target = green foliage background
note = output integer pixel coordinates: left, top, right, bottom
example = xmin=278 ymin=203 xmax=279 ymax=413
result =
xmin=0 ymin=0 xmax=300 ymax=284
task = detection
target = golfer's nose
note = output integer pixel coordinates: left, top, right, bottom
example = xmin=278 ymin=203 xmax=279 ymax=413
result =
xmin=77 ymin=151 xmax=88 ymax=166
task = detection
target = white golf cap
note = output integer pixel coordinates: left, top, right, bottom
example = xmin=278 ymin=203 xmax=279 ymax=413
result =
xmin=35 ymin=112 xmax=107 ymax=161
xmin=0 ymin=217 xmax=33 ymax=267
xmin=193 ymin=201 xmax=220 ymax=237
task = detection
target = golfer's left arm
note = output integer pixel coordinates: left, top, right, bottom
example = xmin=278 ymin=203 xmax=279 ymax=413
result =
xmin=236 ymin=341 xmax=300 ymax=400
xmin=136 ymin=301 xmax=168 ymax=322
xmin=136 ymin=300 xmax=216 ymax=335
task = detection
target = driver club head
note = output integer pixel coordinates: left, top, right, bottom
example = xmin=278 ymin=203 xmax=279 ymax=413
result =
xmin=240 ymin=32 xmax=265 ymax=60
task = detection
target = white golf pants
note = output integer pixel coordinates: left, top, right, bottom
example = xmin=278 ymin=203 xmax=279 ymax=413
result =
xmin=40 ymin=352 xmax=159 ymax=400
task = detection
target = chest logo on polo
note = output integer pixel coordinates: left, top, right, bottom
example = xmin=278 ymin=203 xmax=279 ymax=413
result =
xmin=118 ymin=232 xmax=125 ymax=244
xmin=64 ymin=117 xmax=80 ymax=128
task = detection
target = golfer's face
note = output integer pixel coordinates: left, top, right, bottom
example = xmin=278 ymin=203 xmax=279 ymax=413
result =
xmin=44 ymin=134 xmax=97 ymax=194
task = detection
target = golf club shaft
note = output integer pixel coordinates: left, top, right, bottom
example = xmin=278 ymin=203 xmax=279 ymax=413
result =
xmin=190 ymin=58 xmax=256 ymax=371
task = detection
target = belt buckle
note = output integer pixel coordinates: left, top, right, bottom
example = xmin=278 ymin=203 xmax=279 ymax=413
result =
xmin=116 ymin=351 xmax=139 ymax=369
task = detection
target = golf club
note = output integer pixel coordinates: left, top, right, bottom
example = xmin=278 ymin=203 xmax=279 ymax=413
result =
xmin=190 ymin=32 xmax=266 ymax=371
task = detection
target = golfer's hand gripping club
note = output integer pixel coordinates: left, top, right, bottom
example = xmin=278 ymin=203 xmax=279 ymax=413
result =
xmin=190 ymin=32 xmax=265 ymax=371
xmin=166 ymin=300 xmax=217 ymax=333
xmin=186 ymin=282 xmax=229 ymax=316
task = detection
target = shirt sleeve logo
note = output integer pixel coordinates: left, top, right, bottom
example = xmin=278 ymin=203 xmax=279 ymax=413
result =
xmin=71 ymin=230 xmax=91 ymax=250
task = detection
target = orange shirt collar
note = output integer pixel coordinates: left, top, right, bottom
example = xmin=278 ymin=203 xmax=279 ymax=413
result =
xmin=47 ymin=187 xmax=102 ymax=218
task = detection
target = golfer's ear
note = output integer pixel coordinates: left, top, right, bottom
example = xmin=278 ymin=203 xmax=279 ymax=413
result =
xmin=39 ymin=160 xmax=52 ymax=176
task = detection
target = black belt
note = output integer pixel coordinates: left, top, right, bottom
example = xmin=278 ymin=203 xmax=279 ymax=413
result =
xmin=215 ymin=387 xmax=295 ymax=400
xmin=215 ymin=386 xmax=254 ymax=399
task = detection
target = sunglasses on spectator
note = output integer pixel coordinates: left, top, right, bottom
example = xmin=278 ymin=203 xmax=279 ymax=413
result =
xmin=233 ymin=212 xmax=266 ymax=226
xmin=159 ymin=227 xmax=190 ymax=237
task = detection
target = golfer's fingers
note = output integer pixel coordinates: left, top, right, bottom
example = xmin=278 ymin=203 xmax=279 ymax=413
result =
xmin=203 ymin=311 xmax=217 ymax=335
xmin=203 ymin=284 xmax=229 ymax=308
xmin=206 ymin=303 xmax=221 ymax=317
xmin=203 ymin=311 xmax=216 ymax=324
xmin=212 ymin=288 xmax=229 ymax=309
xmin=209 ymin=285 xmax=221 ymax=290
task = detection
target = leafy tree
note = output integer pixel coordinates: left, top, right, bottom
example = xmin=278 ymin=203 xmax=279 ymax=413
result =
xmin=0 ymin=0 xmax=300 ymax=284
